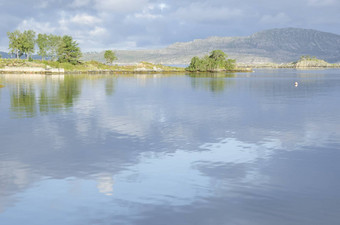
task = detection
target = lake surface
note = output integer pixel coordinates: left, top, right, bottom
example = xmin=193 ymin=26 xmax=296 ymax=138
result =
xmin=0 ymin=69 xmax=340 ymax=225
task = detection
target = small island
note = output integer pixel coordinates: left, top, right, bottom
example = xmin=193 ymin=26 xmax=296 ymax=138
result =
xmin=238 ymin=56 xmax=340 ymax=69
xmin=186 ymin=50 xmax=252 ymax=72
xmin=287 ymin=56 xmax=340 ymax=68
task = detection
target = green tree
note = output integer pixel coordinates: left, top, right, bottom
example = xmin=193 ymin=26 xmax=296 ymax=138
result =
xmin=57 ymin=35 xmax=82 ymax=65
xmin=7 ymin=30 xmax=23 ymax=59
xmin=104 ymin=50 xmax=117 ymax=64
xmin=37 ymin=33 xmax=49 ymax=60
xmin=209 ymin=50 xmax=226 ymax=61
xmin=224 ymin=58 xmax=236 ymax=70
xmin=186 ymin=56 xmax=201 ymax=72
xmin=209 ymin=50 xmax=235 ymax=70
xmin=8 ymin=30 xmax=36 ymax=60
xmin=48 ymin=34 xmax=62 ymax=61
xmin=204 ymin=55 xmax=216 ymax=71
xmin=21 ymin=30 xmax=36 ymax=60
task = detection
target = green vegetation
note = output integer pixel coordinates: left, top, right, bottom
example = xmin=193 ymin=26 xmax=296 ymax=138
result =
xmin=21 ymin=30 xmax=36 ymax=60
xmin=7 ymin=30 xmax=81 ymax=65
xmin=7 ymin=30 xmax=26 ymax=59
xmin=234 ymin=56 xmax=340 ymax=69
xmin=57 ymin=36 xmax=82 ymax=65
xmin=36 ymin=33 xmax=49 ymax=60
xmin=290 ymin=55 xmax=337 ymax=68
xmin=0 ymin=58 xmax=185 ymax=73
xmin=299 ymin=55 xmax=318 ymax=61
xmin=104 ymin=50 xmax=117 ymax=65
xmin=7 ymin=30 xmax=36 ymax=59
xmin=5 ymin=75 xmax=82 ymax=118
xmin=3 ymin=30 xmax=184 ymax=73
xmin=186 ymin=50 xmax=236 ymax=72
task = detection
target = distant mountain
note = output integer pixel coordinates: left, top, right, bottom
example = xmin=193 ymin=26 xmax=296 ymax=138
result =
xmin=83 ymin=28 xmax=340 ymax=65
xmin=0 ymin=52 xmax=42 ymax=60
xmin=0 ymin=51 xmax=10 ymax=58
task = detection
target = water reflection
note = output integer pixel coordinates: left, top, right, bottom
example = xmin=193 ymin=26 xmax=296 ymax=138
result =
xmin=10 ymin=82 xmax=37 ymax=118
xmin=2 ymin=75 xmax=82 ymax=118
xmin=105 ymin=77 xmax=116 ymax=96
xmin=0 ymin=71 xmax=340 ymax=225
xmin=96 ymin=173 xmax=114 ymax=196
xmin=189 ymin=73 xmax=236 ymax=93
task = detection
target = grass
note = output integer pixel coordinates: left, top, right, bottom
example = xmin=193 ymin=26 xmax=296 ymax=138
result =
xmin=0 ymin=58 xmax=185 ymax=72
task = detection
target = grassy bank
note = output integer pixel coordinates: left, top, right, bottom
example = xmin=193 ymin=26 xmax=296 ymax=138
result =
xmin=0 ymin=59 xmax=185 ymax=73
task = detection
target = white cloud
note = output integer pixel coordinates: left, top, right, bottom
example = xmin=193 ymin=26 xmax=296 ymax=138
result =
xmin=71 ymin=14 xmax=101 ymax=26
xmin=34 ymin=0 xmax=49 ymax=9
xmin=89 ymin=26 xmax=107 ymax=36
xmin=134 ymin=13 xmax=162 ymax=20
xmin=1 ymin=0 xmax=340 ymax=51
xmin=56 ymin=12 xmax=106 ymax=41
xmin=94 ymin=0 xmax=149 ymax=13
xmin=70 ymin=0 xmax=92 ymax=8
xmin=158 ymin=3 xmax=168 ymax=11
xmin=128 ymin=2 xmax=168 ymax=21
xmin=307 ymin=0 xmax=336 ymax=6
xmin=175 ymin=3 xmax=244 ymax=23
xmin=260 ymin=12 xmax=291 ymax=24
xmin=17 ymin=18 xmax=56 ymax=33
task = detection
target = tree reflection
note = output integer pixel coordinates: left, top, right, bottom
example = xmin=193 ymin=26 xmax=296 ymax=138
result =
xmin=105 ymin=77 xmax=116 ymax=96
xmin=7 ymin=75 xmax=82 ymax=118
xmin=189 ymin=73 xmax=235 ymax=93
xmin=5 ymin=74 xmax=119 ymax=118
xmin=10 ymin=83 xmax=37 ymax=118
xmin=57 ymin=75 xmax=81 ymax=107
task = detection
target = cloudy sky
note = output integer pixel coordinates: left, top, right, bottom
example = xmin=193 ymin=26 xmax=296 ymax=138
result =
xmin=0 ymin=0 xmax=340 ymax=52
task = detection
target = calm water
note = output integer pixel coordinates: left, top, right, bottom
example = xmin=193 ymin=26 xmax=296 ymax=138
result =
xmin=0 ymin=70 xmax=340 ymax=225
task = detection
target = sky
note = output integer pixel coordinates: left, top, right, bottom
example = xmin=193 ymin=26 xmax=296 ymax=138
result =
xmin=0 ymin=0 xmax=340 ymax=52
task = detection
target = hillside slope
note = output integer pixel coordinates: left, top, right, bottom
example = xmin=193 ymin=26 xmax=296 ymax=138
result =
xmin=83 ymin=28 xmax=340 ymax=65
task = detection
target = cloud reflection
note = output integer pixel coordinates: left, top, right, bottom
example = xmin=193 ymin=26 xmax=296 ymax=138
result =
xmin=0 ymin=71 xmax=340 ymax=224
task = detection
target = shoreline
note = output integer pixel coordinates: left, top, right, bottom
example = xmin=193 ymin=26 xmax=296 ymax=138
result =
xmin=0 ymin=66 xmax=253 ymax=75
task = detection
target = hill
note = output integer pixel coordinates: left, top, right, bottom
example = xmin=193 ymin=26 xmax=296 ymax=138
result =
xmin=0 ymin=51 xmax=10 ymax=58
xmin=82 ymin=28 xmax=340 ymax=65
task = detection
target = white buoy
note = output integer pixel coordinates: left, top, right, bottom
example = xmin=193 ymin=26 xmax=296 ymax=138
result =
xmin=294 ymin=82 xmax=298 ymax=87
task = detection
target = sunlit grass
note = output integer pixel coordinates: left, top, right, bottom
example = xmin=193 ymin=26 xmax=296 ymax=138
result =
xmin=0 ymin=58 xmax=185 ymax=72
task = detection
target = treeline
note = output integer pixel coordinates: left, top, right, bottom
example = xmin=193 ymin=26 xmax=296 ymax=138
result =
xmin=7 ymin=30 xmax=81 ymax=65
xmin=186 ymin=50 xmax=236 ymax=72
